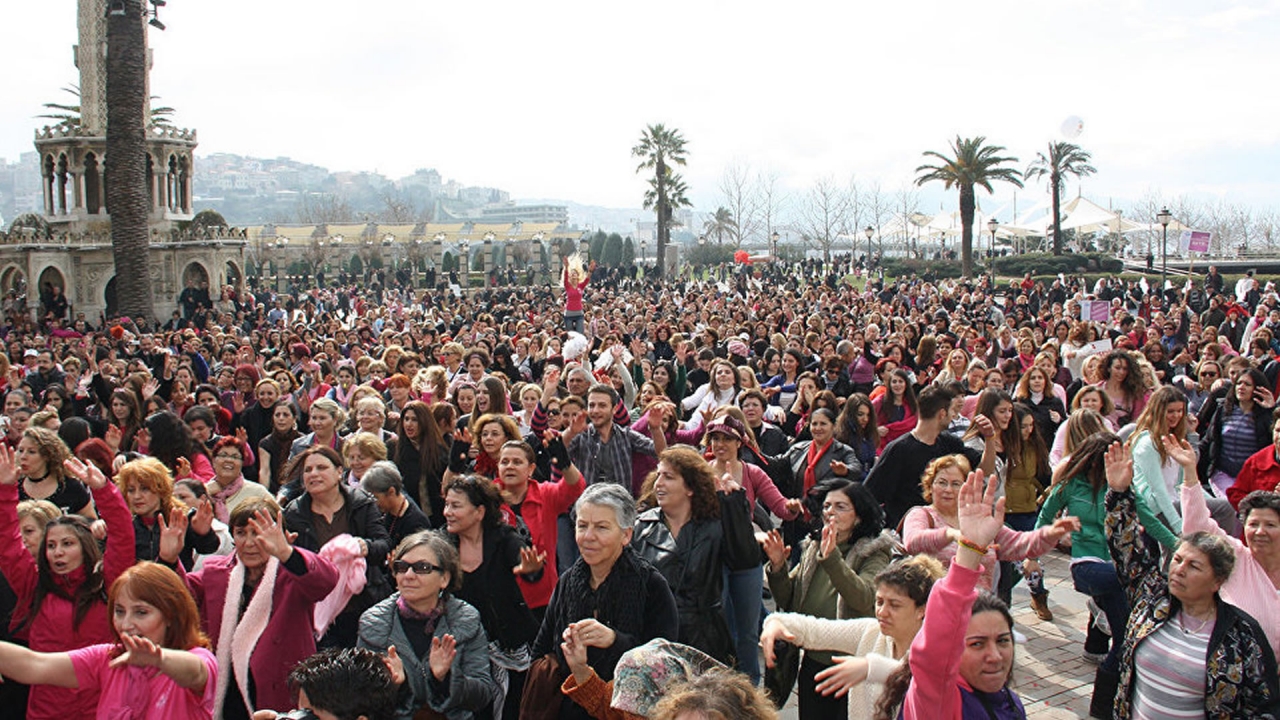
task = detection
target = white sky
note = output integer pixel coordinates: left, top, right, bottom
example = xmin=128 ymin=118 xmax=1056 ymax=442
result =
xmin=5 ymin=0 xmax=1280 ymax=218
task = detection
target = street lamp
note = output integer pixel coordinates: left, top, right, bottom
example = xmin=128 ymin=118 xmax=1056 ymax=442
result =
xmin=863 ymin=226 xmax=874 ymax=268
xmin=640 ymin=239 xmax=647 ymax=263
xmin=987 ymin=218 xmax=999 ymax=279
xmin=771 ymin=231 xmax=780 ymax=258
xmin=1157 ymin=207 xmax=1172 ymax=297
xmin=698 ymin=234 xmax=706 ymax=246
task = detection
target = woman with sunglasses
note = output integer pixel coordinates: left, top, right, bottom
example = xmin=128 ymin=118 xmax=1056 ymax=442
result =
xmin=358 ymin=530 xmax=497 ymax=719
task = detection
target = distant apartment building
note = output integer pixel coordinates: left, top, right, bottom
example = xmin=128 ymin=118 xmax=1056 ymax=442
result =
xmin=478 ymin=202 xmax=568 ymax=225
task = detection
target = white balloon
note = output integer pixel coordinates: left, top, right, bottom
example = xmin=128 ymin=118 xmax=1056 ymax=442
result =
xmin=1061 ymin=116 xmax=1084 ymax=139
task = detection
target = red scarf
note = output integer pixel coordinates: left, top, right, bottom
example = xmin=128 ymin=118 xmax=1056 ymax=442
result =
xmin=803 ymin=438 xmax=833 ymax=495
xmin=475 ymin=451 xmax=498 ymax=478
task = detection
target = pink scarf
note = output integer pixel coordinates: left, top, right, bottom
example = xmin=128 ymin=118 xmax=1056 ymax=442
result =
xmin=210 ymin=475 xmax=246 ymax=524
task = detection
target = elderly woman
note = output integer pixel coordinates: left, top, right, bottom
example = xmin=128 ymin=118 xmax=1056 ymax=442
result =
xmin=282 ymin=445 xmax=392 ymax=649
xmin=442 ymin=474 xmax=541 ymax=719
xmin=206 ymin=435 xmax=272 ymax=525
xmin=360 ymin=461 xmax=432 ymax=549
xmin=531 ymin=483 xmax=679 ymax=720
xmin=1103 ymin=440 xmax=1280 ymax=718
xmin=902 ymin=454 xmax=1076 ymax=593
xmin=358 ymin=531 xmax=497 ymax=719
xmin=761 ymin=480 xmax=895 ymax=719
xmin=350 ymin=395 xmax=398 ymax=452
xmin=631 ymin=446 xmax=758 ymax=666
xmin=184 ymin=497 xmax=339 ymax=720
xmin=341 ymin=431 xmax=388 ymax=490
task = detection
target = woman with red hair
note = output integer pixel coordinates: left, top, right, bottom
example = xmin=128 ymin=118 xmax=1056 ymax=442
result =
xmin=0 ymin=562 xmax=218 ymax=719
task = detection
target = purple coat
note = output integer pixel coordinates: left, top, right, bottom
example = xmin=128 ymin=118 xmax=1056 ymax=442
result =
xmin=184 ymin=547 xmax=339 ymax=713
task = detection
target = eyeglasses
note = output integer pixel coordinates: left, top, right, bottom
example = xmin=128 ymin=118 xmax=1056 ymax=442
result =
xmin=392 ymin=560 xmax=443 ymax=576
xmin=214 ymin=453 xmax=243 ymax=461
xmin=932 ymin=480 xmax=965 ymax=489
xmin=1200 ymin=371 xmax=1219 ymax=378
xmin=822 ymin=502 xmax=854 ymax=514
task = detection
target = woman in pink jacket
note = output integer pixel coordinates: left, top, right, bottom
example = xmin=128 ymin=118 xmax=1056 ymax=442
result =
xmin=877 ymin=470 xmax=1028 ymax=720
xmin=0 ymin=448 xmax=135 ymax=720
xmin=562 ymin=255 xmax=594 ymax=333
xmin=183 ymin=496 xmax=339 ymax=720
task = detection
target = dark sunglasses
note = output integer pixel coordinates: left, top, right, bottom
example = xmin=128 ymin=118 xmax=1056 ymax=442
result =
xmin=547 ymin=409 xmax=561 ymax=416
xmin=391 ymin=560 xmax=443 ymax=576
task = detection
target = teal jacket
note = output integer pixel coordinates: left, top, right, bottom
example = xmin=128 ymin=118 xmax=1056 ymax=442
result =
xmin=1037 ymin=475 xmax=1179 ymax=560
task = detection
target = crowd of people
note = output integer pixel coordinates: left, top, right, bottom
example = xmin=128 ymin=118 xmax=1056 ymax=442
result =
xmin=0 ymin=254 xmax=1279 ymax=719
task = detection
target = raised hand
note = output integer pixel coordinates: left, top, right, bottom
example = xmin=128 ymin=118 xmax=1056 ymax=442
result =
xmin=715 ymin=471 xmax=741 ymax=494
xmin=973 ymin=414 xmax=996 ymax=439
xmin=818 ymin=522 xmax=837 ymax=559
xmin=104 ymin=425 xmax=122 ymax=453
xmin=783 ymin=498 xmax=804 ymax=518
xmin=232 ymin=393 xmax=247 ymax=415
xmin=762 ymin=529 xmax=791 ymax=571
xmin=814 ymin=656 xmax=870 ymax=698
xmin=142 ymin=378 xmax=159 ymax=400
xmin=64 ymin=456 xmax=109 ymax=490
xmin=759 ymin=616 xmax=797 ymax=669
xmin=246 ymin=509 xmax=295 ymax=561
xmin=158 ymin=507 xmax=189 ymax=564
xmin=428 ymin=634 xmax=457 ymax=681
xmin=1103 ymin=441 xmax=1133 ymax=492
xmin=191 ymin=498 xmax=214 ymax=536
xmin=830 ymin=460 xmax=849 ymax=477
xmin=513 ymin=546 xmax=546 ymax=576
xmin=0 ymin=445 xmax=18 ymax=486
xmin=175 ymin=457 xmax=193 ymax=480
xmin=956 ymin=470 xmax=1004 ymax=550
xmin=108 ymin=634 xmax=164 ymax=669
xmin=383 ymin=645 xmax=406 ymax=686
xmin=1161 ymin=433 xmax=1197 ymax=469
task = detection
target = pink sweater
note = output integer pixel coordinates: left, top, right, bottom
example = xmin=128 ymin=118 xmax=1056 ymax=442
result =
xmin=902 ymin=505 xmax=1058 ymax=590
xmin=1181 ymin=483 xmax=1280 ymax=657
xmin=902 ymin=563 xmax=979 ymax=720
xmin=70 ymin=644 xmax=218 ymax=719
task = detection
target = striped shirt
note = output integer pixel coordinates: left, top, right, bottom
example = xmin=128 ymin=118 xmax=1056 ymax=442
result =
xmin=1219 ymin=408 xmax=1258 ymax=477
xmin=1131 ymin=614 xmax=1212 ymax=719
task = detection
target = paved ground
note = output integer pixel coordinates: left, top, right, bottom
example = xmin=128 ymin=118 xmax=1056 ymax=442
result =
xmin=776 ymin=547 xmax=1097 ymax=718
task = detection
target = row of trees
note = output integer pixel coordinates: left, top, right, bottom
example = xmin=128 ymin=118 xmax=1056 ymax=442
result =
xmin=632 ymin=122 xmax=1098 ymax=277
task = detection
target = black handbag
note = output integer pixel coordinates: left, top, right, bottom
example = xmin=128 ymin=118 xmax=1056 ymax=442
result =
xmin=763 ymin=639 xmax=800 ymax=709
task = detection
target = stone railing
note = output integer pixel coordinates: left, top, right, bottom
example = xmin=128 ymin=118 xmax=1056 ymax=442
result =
xmin=0 ymin=226 xmax=247 ymax=246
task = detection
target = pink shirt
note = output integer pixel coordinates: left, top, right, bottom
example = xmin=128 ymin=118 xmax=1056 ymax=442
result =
xmin=902 ymin=505 xmax=1058 ymax=590
xmin=70 ymin=644 xmax=217 ymax=720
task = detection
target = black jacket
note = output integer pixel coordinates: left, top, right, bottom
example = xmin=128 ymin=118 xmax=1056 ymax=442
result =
xmin=1197 ymin=397 xmax=1275 ymax=480
xmin=284 ymin=484 xmax=393 ymax=612
xmin=451 ymin=523 xmax=539 ymax=652
xmin=630 ymin=489 xmax=758 ymax=664
xmin=132 ymin=508 xmax=223 ymax=570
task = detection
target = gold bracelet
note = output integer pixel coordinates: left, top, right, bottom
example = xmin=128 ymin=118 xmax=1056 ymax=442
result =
xmin=958 ymin=538 xmax=989 ymax=555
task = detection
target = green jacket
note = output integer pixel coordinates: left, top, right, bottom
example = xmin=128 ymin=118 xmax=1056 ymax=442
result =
xmin=1036 ymin=475 xmax=1179 ymax=559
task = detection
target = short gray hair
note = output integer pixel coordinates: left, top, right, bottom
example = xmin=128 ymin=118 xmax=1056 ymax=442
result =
xmin=360 ymin=461 xmax=403 ymax=495
xmin=574 ymin=482 xmax=637 ymax=529
xmin=393 ymin=530 xmax=460 ymax=593
xmin=1181 ymin=531 xmax=1235 ymax=583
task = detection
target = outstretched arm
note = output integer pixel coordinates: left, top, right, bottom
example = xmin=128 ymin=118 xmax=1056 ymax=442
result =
xmin=0 ymin=641 xmax=77 ymax=687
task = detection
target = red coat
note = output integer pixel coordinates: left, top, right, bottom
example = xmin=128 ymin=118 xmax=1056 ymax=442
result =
xmin=185 ymin=548 xmax=339 ymax=713
xmin=1229 ymin=444 xmax=1280 ymax=509
xmin=506 ymin=476 xmax=584 ymax=609
xmin=0 ymin=481 xmax=135 ymax=719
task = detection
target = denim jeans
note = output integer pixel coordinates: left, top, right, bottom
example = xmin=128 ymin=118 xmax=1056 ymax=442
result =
xmin=722 ymin=563 xmax=764 ymax=685
xmin=1071 ymin=560 xmax=1129 ymax=674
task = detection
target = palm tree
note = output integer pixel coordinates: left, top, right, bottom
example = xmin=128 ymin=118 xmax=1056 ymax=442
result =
xmin=106 ymin=0 xmax=154 ymax=322
xmin=702 ymin=207 xmax=737 ymax=245
xmin=633 ymin=124 xmax=690 ymax=276
xmin=916 ymin=136 xmax=1023 ymax=278
xmin=1025 ymin=141 xmax=1097 ymax=256
xmin=38 ymin=84 xmax=174 ymax=131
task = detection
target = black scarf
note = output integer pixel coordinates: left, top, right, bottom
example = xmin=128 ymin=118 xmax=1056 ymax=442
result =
xmin=558 ymin=546 xmax=650 ymax=642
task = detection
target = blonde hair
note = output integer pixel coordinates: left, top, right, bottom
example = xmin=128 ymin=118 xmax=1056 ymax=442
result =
xmin=566 ymin=252 xmax=587 ymax=282
xmin=919 ymin=454 xmax=972 ymax=503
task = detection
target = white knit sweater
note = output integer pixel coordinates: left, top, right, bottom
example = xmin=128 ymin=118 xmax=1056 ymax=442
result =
xmin=765 ymin=612 xmax=904 ymax=720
